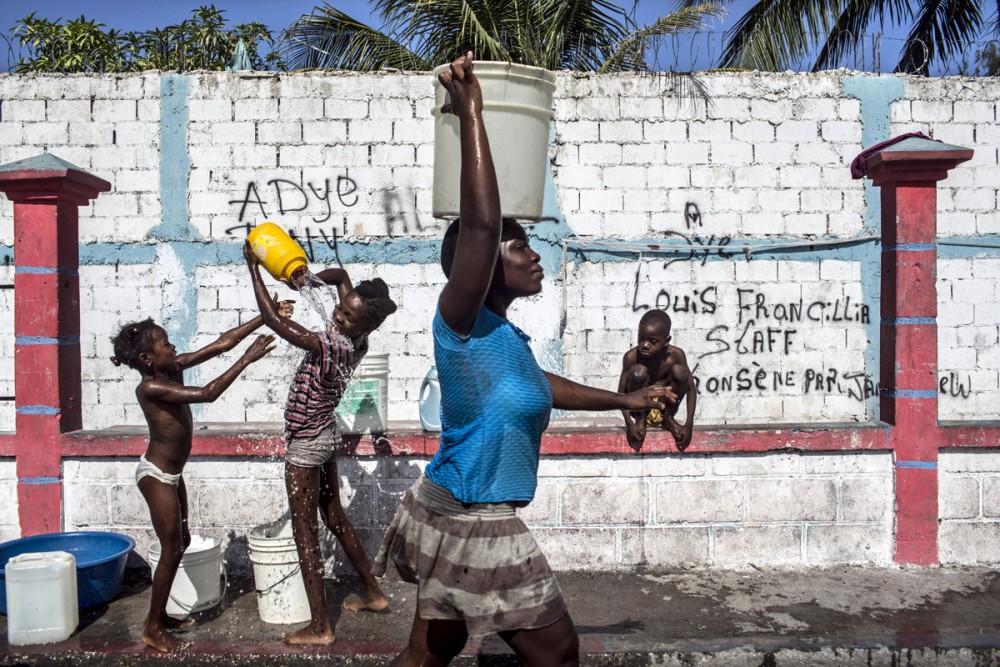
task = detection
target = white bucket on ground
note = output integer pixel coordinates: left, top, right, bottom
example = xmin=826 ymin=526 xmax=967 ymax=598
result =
xmin=5 ymin=551 xmax=78 ymax=645
xmin=336 ymin=353 xmax=389 ymax=435
xmin=148 ymin=535 xmax=224 ymax=618
xmin=248 ymin=518 xmax=310 ymax=625
xmin=431 ymin=61 xmax=557 ymax=220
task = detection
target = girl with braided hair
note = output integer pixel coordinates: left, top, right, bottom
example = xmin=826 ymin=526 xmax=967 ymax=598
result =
xmin=110 ymin=305 xmax=288 ymax=652
xmin=243 ymin=243 xmax=397 ymax=645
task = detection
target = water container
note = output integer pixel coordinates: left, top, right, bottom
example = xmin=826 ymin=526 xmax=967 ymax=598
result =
xmin=247 ymin=222 xmax=308 ymax=283
xmin=148 ymin=535 xmax=225 ymax=618
xmin=431 ymin=61 xmax=557 ymax=220
xmin=418 ymin=366 xmax=441 ymax=432
xmin=336 ymin=353 xmax=389 ymax=435
xmin=248 ymin=518 xmax=310 ymax=625
xmin=5 ymin=551 xmax=79 ymax=646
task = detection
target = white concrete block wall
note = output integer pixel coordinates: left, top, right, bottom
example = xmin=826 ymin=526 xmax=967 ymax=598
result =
xmin=938 ymin=450 xmax=1000 ymax=564
xmin=0 ymin=459 xmax=18 ymax=542
xmin=554 ymin=71 xmax=868 ymax=241
xmin=889 ymin=80 xmax=999 ymax=240
xmin=938 ymin=259 xmax=1000 ymax=422
xmin=1 ymin=71 xmax=999 ymax=564
xmin=527 ymin=451 xmax=894 ymax=568
xmin=63 ymin=457 xmax=426 ymax=575
xmin=2 ymin=70 xmax=999 ymax=431
xmin=62 ymin=452 xmax=892 ymax=570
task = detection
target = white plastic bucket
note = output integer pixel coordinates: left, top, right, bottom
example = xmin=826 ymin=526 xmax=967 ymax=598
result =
xmin=431 ymin=61 xmax=556 ymax=220
xmin=148 ymin=535 xmax=225 ymax=618
xmin=248 ymin=519 xmax=310 ymax=625
xmin=5 ymin=551 xmax=78 ymax=646
xmin=335 ymin=353 xmax=389 ymax=435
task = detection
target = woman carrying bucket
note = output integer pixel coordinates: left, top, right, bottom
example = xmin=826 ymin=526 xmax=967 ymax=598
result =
xmin=373 ymin=53 xmax=675 ymax=666
xmin=244 ymin=245 xmax=397 ymax=645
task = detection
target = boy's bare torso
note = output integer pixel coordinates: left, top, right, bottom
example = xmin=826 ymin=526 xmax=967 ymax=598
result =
xmin=137 ymin=369 xmax=193 ymax=475
xmin=631 ymin=345 xmax=689 ymax=415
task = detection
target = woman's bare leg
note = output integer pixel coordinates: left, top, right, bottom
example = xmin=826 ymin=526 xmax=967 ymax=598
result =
xmin=390 ymin=607 xmax=469 ymax=667
xmin=499 ymin=613 xmax=580 ymax=667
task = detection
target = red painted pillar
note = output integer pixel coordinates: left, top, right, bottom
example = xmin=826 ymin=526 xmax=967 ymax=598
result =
xmin=865 ymin=137 xmax=972 ymax=565
xmin=0 ymin=154 xmax=110 ymax=536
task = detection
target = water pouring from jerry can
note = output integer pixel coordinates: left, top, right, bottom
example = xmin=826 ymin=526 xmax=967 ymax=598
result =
xmin=247 ymin=222 xmax=338 ymax=330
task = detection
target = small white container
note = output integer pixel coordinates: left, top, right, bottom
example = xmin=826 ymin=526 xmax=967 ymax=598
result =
xmin=5 ymin=551 xmax=79 ymax=646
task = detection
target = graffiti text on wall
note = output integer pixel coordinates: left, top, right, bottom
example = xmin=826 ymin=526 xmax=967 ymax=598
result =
xmin=230 ymin=176 xmax=359 ymax=224
xmin=226 ymin=222 xmax=340 ymax=264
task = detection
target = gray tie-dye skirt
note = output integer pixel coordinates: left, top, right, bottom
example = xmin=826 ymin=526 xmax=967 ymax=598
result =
xmin=373 ymin=475 xmax=568 ymax=636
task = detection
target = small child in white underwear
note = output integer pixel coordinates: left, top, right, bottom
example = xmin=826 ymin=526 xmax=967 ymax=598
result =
xmin=110 ymin=303 xmax=289 ymax=652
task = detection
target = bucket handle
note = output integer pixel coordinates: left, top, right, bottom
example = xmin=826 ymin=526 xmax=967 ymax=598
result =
xmin=419 ymin=375 xmax=430 ymax=402
xmin=167 ymin=564 xmax=228 ymax=616
xmin=255 ymin=562 xmax=302 ymax=596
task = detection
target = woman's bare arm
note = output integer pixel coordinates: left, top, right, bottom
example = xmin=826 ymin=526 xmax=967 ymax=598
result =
xmin=545 ymin=371 xmax=676 ymax=412
xmin=437 ymin=52 xmax=503 ymax=337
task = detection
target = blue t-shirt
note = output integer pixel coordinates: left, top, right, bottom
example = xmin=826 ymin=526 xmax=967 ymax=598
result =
xmin=424 ymin=306 xmax=553 ymax=504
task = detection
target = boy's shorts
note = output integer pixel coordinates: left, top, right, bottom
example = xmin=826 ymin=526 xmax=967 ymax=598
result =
xmin=285 ymin=427 xmax=337 ymax=467
xmin=646 ymin=408 xmax=664 ymax=426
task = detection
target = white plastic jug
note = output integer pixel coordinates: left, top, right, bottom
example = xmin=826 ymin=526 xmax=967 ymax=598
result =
xmin=5 ymin=551 xmax=79 ymax=646
xmin=149 ymin=535 xmax=225 ymax=618
xmin=418 ymin=366 xmax=441 ymax=432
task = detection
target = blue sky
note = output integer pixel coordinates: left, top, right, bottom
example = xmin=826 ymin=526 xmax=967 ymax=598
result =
xmin=0 ymin=1 xmax=975 ymax=74
xmin=1 ymin=0 xmax=753 ymax=73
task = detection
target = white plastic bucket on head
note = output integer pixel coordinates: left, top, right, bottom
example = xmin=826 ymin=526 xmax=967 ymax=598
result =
xmin=248 ymin=518 xmax=310 ymax=625
xmin=431 ymin=61 xmax=557 ymax=220
xmin=149 ymin=535 xmax=225 ymax=618
xmin=335 ymin=353 xmax=389 ymax=435
xmin=5 ymin=551 xmax=79 ymax=646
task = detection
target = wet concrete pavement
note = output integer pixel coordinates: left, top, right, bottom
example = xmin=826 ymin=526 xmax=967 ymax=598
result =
xmin=3 ymin=565 xmax=1000 ymax=665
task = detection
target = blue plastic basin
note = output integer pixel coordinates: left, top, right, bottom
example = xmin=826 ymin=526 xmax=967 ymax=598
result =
xmin=0 ymin=531 xmax=136 ymax=614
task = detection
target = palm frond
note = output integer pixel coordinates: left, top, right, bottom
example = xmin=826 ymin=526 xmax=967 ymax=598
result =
xmin=541 ymin=0 xmax=630 ymax=70
xmin=280 ymin=4 xmax=427 ymax=71
xmin=896 ymin=0 xmax=983 ymax=73
xmin=600 ymin=3 xmax=725 ymax=73
xmin=718 ymin=0 xmax=843 ymax=71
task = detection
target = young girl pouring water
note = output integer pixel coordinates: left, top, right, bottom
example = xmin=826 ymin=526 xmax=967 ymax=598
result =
xmin=243 ymin=243 xmax=396 ymax=645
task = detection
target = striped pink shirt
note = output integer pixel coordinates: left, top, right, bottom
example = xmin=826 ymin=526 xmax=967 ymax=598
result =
xmin=284 ymin=332 xmax=366 ymax=441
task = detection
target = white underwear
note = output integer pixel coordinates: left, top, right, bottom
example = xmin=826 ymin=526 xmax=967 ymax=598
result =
xmin=136 ymin=455 xmax=182 ymax=487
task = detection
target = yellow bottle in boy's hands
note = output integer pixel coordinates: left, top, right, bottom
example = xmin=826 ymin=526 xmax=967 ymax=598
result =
xmin=247 ymin=222 xmax=308 ymax=283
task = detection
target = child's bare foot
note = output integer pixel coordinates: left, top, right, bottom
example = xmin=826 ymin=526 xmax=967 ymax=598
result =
xmin=282 ymin=622 xmax=336 ymax=645
xmin=164 ymin=616 xmax=195 ymax=630
xmin=626 ymin=416 xmax=647 ymax=450
xmin=142 ymin=625 xmax=190 ymax=653
xmin=343 ymin=592 xmax=390 ymax=613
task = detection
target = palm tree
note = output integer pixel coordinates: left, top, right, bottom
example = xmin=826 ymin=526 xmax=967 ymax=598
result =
xmin=682 ymin=0 xmax=999 ymax=75
xmin=279 ymin=0 xmax=723 ymax=72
